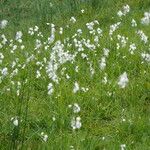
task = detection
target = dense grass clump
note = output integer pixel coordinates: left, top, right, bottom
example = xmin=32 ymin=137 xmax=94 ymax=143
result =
xmin=0 ymin=0 xmax=150 ymax=149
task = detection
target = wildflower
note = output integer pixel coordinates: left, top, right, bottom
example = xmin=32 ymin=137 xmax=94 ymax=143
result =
xmin=123 ymin=5 xmax=130 ymax=15
xmin=118 ymin=72 xmax=129 ymax=88
xmin=1 ymin=67 xmax=8 ymax=76
xmin=117 ymin=10 xmax=123 ymax=17
xmin=77 ymin=29 xmax=82 ymax=35
xmin=41 ymin=132 xmax=48 ymax=142
xmin=131 ymin=19 xmax=137 ymax=27
xmin=52 ymin=116 xmax=56 ymax=121
xmin=75 ymin=66 xmax=79 ymax=72
xmin=13 ymin=119 xmax=18 ymax=126
xmin=109 ymin=22 xmax=121 ymax=37
xmin=36 ymin=70 xmax=41 ymax=78
xmin=16 ymin=31 xmax=23 ymax=41
xmin=120 ymin=144 xmax=126 ymax=150
xmin=59 ymin=27 xmax=63 ymax=34
xmin=71 ymin=116 xmax=82 ymax=130
xmin=34 ymin=25 xmax=39 ymax=32
xmin=99 ymin=57 xmax=106 ymax=70
xmin=48 ymin=83 xmax=54 ymax=95
xmin=117 ymin=4 xmax=130 ymax=17
xmin=117 ymin=35 xmax=128 ymax=48
xmin=11 ymin=117 xmax=19 ymax=126
xmin=141 ymin=11 xmax=150 ymax=25
xmin=81 ymin=87 xmax=89 ymax=92
xmin=129 ymin=43 xmax=136 ymax=54
xmin=35 ymin=39 xmax=42 ymax=50
xmin=20 ymin=45 xmax=25 ymax=50
xmin=103 ymin=48 xmax=110 ymax=57
xmin=81 ymin=9 xmax=85 ymax=13
xmin=1 ymin=34 xmax=7 ymax=45
xmin=102 ymin=75 xmax=108 ymax=84
xmin=0 ymin=53 xmax=4 ymax=64
xmin=141 ymin=53 xmax=150 ymax=63
xmin=28 ymin=27 xmax=34 ymax=35
xmin=89 ymin=62 xmax=95 ymax=76
xmin=73 ymin=82 xmax=79 ymax=93
xmin=50 ymin=2 xmax=53 ymax=7
xmin=72 ymin=103 xmax=80 ymax=113
xmin=136 ymin=30 xmax=148 ymax=43
xmin=70 ymin=17 xmax=76 ymax=23
xmin=86 ymin=22 xmax=94 ymax=30
xmin=0 ymin=20 xmax=8 ymax=29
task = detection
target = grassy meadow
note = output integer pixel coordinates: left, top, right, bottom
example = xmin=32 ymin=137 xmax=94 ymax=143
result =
xmin=0 ymin=0 xmax=150 ymax=149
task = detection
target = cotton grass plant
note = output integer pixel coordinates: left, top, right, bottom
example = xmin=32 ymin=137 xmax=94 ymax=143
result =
xmin=0 ymin=0 xmax=150 ymax=149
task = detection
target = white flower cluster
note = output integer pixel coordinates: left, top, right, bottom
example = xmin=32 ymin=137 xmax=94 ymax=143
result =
xmin=28 ymin=25 xmax=39 ymax=35
xmin=46 ymin=40 xmax=75 ymax=84
xmin=117 ymin=4 xmax=130 ymax=17
xmin=1 ymin=34 xmax=7 ymax=45
xmin=118 ymin=72 xmax=129 ymax=88
xmin=131 ymin=19 xmax=137 ymax=27
xmin=11 ymin=117 xmax=19 ymax=126
xmin=129 ymin=43 xmax=136 ymax=54
xmin=71 ymin=116 xmax=82 ymax=130
xmin=0 ymin=53 xmax=4 ymax=64
xmin=73 ymin=81 xmax=89 ymax=93
xmin=109 ymin=22 xmax=121 ymax=38
xmin=136 ymin=30 xmax=148 ymax=44
xmin=141 ymin=11 xmax=150 ymax=25
xmin=69 ymin=103 xmax=81 ymax=113
xmin=16 ymin=31 xmax=23 ymax=43
xmin=35 ymin=39 xmax=42 ymax=50
xmin=0 ymin=20 xmax=8 ymax=29
xmin=1 ymin=67 xmax=8 ymax=77
xmin=73 ymin=82 xmax=80 ymax=93
xmin=141 ymin=53 xmax=150 ymax=63
xmin=117 ymin=35 xmax=128 ymax=48
xmin=70 ymin=17 xmax=76 ymax=23
xmin=40 ymin=132 xmax=48 ymax=142
xmin=99 ymin=48 xmax=110 ymax=70
xmin=120 ymin=144 xmax=126 ymax=150
xmin=86 ymin=20 xmax=99 ymax=31
xmin=69 ymin=103 xmax=82 ymax=130
xmin=47 ymin=83 xmax=54 ymax=95
xmin=47 ymin=24 xmax=55 ymax=44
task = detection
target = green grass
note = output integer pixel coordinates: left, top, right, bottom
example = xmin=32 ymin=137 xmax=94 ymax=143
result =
xmin=0 ymin=0 xmax=150 ymax=149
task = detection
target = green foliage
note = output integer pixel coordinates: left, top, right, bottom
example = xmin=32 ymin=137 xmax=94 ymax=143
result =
xmin=0 ymin=0 xmax=150 ymax=149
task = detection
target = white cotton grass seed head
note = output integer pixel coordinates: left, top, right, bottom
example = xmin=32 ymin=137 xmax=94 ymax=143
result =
xmin=71 ymin=116 xmax=82 ymax=130
xmin=99 ymin=57 xmax=106 ymax=70
xmin=141 ymin=53 xmax=150 ymax=63
xmin=81 ymin=9 xmax=85 ymax=13
xmin=120 ymin=144 xmax=126 ymax=150
xmin=1 ymin=67 xmax=8 ymax=76
xmin=118 ymin=72 xmax=129 ymax=88
xmin=73 ymin=103 xmax=80 ymax=113
xmin=41 ymin=132 xmax=48 ymax=142
xmin=129 ymin=43 xmax=136 ymax=54
xmin=11 ymin=117 xmax=19 ymax=126
xmin=117 ymin=10 xmax=123 ymax=17
xmin=16 ymin=31 xmax=23 ymax=41
xmin=48 ymin=83 xmax=54 ymax=95
xmin=131 ymin=19 xmax=137 ymax=27
xmin=73 ymin=82 xmax=79 ymax=93
xmin=70 ymin=17 xmax=76 ymax=23
xmin=136 ymin=30 xmax=148 ymax=44
xmin=141 ymin=11 xmax=150 ymax=25
xmin=0 ymin=20 xmax=8 ymax=29
xmin=117 ymin=4 xmax=130 ymax=17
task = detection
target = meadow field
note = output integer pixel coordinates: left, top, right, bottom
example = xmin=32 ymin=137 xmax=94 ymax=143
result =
xmin=0 ymin=0 xmax=150 ymax=149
